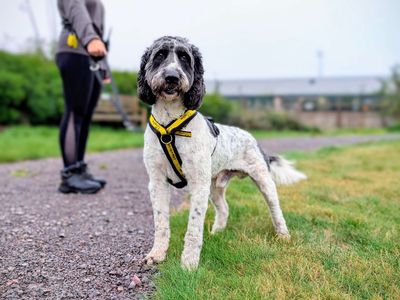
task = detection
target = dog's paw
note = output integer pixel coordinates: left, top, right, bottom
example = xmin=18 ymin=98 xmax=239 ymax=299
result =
xmin=211 ymin=225 xmax=225 ymax=235
xmin=180 ymin=256 xmax=199 ymax=271
xmin=144 ymin=249 xmax=167 ymax=265
xmin=276 ymin=232 xmax=291 ymax=241
xmin=181 ymin=248 xmax=199 ymax=271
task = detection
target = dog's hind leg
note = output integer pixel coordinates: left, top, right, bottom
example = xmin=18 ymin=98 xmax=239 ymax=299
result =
xmin=245 ymin=152 xmax=290 ymax=237
xmin=210 ymin=171 xmax=234 ymax=234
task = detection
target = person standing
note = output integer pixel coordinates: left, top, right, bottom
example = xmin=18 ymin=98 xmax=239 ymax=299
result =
xmin=56 ymin=0 xmax=108 ymax=194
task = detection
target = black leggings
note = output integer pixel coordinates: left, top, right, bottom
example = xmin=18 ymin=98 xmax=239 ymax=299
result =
xmin=56 ymin=53 xmax=102 ymax=167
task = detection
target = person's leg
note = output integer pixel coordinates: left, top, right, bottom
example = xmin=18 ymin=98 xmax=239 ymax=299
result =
xmin=56 ymin=53 xmax=94 ymax=167
xmin=77 ymin=75 xmax=102 ymax=162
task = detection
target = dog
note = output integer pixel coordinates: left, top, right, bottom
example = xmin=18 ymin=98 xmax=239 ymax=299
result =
xmin=137 ymin=36 xmax=306 ymax=270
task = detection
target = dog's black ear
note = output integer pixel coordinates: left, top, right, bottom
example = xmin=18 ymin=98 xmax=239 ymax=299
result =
xmin=137 ymin=47 xmax=156 ymax=105
xmin=183 ymin=44 xmax=205 ymax=110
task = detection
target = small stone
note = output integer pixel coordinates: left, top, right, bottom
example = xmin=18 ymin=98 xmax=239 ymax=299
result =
xmin=124 ymin=254 xmax=133 ymax=264
xmin=117 ymin=286 xmax=124 ymax=292
xmin=27 ymin=283 xmax=41 ymax=290
xmin=6 ymin=279 xmax=19 ymax=286
xmin=132 ymin=274 xmax=142 ymax=287
xmin=109 ymin=270 xmax=122 ymax=276
xmin=127 ymin=211 xmax=134 ymax=216
xmin=59 ymin=233 xmax=65 ymax=238
xmin=83 ymin=278 xmax=91 ymax=283
xmin=128 ymin=281 xmax=136 ymax=289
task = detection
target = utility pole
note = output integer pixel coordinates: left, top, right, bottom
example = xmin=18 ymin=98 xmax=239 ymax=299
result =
xmin=317 ymin=50 xmax=324 ymax=78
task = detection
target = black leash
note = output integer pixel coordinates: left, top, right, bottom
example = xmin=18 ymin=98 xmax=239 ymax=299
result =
xmin=89 ymin=57 xmax=137 ymax=131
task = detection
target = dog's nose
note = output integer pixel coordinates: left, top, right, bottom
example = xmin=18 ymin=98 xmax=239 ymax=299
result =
xmin=165 ymin=69 xmax=180 ymax=84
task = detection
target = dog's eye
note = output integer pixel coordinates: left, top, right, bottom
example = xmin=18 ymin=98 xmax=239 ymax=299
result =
xmin=155 ymin=50 xmax=167 ymax=60
xmin=178 ymin=53 xmax=189 ymax=62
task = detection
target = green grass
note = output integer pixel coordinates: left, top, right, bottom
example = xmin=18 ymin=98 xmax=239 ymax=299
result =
xmin=155 ymin=141 xmax=400 ymax=299
xmin=250 ymin=127 xmax=389 ymax=139
xmin=0 ymin=125 xmax=144 ymax=163
xmin=0 ymin=125 xmax=392 ymax=163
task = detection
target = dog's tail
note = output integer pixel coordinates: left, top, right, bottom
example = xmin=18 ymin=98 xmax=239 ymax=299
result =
xmin=267 ymin=155 xmax=307 ymax=186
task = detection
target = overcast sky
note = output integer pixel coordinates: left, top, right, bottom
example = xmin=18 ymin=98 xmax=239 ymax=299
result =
xmin=1 ymin=0 xmax=399 ymax=79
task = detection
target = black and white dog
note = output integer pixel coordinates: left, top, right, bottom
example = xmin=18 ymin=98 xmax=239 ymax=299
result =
xmin=138 ymin=36 xmax=306 ymax=270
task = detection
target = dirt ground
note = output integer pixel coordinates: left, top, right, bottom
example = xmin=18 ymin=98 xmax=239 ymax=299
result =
xmin=1 ymin=134 xmax=399 ymax=299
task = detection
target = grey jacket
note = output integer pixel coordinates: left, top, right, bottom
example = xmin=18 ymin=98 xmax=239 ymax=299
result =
xmin=57 ymin=0 xmax=105 ymax=56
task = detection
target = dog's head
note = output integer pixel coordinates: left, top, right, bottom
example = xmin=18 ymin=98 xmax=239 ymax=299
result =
xmin=137 ymin=36 xmax=205 ymax=110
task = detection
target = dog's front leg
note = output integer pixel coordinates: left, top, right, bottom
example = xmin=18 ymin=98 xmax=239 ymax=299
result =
xmin=181 ymin=180 xmax=211 ymax=271
xmin=145 ymin=179 xmax=171 ymax=265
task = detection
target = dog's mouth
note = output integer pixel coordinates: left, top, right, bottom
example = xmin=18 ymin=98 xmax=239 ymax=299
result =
xmin=164 ymin=86 xmax=177 ymax=95
xmin=162 ymin=82 xmax=181 ymax=96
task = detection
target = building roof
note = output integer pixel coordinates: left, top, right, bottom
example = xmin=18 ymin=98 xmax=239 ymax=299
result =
xmin=205 ymin=76 xmax=384 ymax=97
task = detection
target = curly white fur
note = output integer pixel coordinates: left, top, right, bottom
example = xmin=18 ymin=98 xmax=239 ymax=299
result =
xmin=139 ymin=36 xmax=306 ymax=271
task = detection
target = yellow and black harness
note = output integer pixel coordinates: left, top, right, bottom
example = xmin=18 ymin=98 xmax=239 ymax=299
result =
xmin=148 ymin=110 xmax=198 ymax=189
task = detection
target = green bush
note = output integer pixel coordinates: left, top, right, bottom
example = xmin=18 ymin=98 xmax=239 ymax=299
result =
xmin=199 ymin=93 xmax=235 ymax=123
xmin=0 ymin=71 xmax=26 ymax=123
xmin=104 ymin=70 xmax=138 ymax=95
xmin=380 ymin=65 xmax=400 ymax=120
xmin=199 ymin=94 xmax=316 ymax=131
xmin=229 ymin=109 xmax=319 ymax=131
xmin=0 ymin=51 xmax=64 ymax=124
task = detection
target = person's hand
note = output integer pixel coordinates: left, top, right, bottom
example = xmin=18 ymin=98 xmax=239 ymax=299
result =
xmin=87 ymin=38 xmax=107 ymax=57
xmin=103 ymin=77 xmax=111 ymax=84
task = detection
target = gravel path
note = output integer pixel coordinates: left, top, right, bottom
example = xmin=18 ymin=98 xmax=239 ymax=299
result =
xmin=1 ymin=134 xmax=399 ymax=299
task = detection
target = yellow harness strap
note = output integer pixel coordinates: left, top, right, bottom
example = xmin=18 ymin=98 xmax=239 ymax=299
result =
xmin=148 ymin=110 xmax=197 ymax=188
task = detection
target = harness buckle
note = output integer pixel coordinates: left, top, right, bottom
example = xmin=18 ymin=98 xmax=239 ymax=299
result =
xmin=160 ymin=134 xmax=173 ymax=145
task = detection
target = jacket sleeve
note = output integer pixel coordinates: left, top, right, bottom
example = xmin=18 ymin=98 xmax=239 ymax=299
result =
xmin=62 ymin=0 xmax=99 ymax=47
